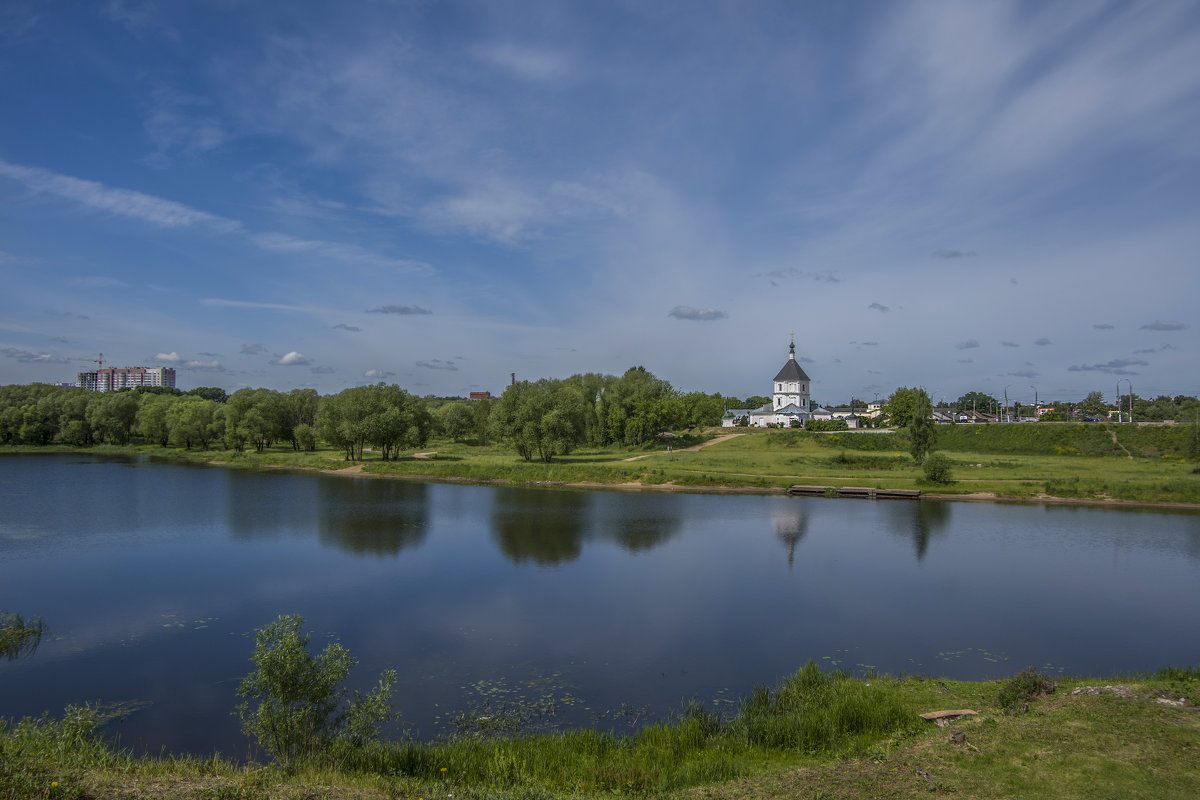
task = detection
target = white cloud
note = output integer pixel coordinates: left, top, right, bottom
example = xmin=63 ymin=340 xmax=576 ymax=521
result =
xmin=154 ymin=351 xmax=182 ymax=363
xmin=182 ymin=359 xmax=222 ymax=371
xmin=275 ymin=351 xmax=312 ymax=366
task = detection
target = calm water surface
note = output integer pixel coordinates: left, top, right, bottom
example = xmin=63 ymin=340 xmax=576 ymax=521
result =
xmin=2 ymin=453 xmax=1199 ymax=756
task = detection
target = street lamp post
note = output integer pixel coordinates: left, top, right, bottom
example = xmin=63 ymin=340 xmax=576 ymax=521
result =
xmin=1003 ymin=384 xmax=1011 ymax=423
xmin=1119 ymin=379 xmax=1133 ymax=423
xmin=1030 ymin=385 xmax=1038 ymax=422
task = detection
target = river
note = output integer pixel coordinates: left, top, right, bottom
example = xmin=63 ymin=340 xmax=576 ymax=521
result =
xmin=1 ymin=453 xmax=1198 ymax=756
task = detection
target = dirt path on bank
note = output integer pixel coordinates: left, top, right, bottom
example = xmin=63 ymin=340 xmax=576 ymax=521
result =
xmin=1109 ymin=429 xmax=1134 ymax=459
xmin=622 ymin=432 xmax=745 ymax=461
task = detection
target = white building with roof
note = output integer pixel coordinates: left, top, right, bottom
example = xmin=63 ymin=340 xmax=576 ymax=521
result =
xmin=723 ymin=340 xmax=813 ymax=428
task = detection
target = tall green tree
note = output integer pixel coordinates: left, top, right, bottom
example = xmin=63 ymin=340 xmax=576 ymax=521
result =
xmin=1078 ymin=391 xmax=1109 ymax=419
xmin=884 ymin=387 xmax=929 ymax=428
xmin=472 ymin=397 xmax=494 ymax=445
xmin=908 ymin=392 xmax=935 ymax=464
xmin=86 ymin=391 xmax=140 ymax=444
xmin=166 ymin=395 xmax=219 ymax=449
xmin=491 ymin=380 xmax=587 ymax=462
xmin=366 ymin=384 xmax=432 ymax=460
xmin=136 ymin=393 xmax=175 ymax=446
xmin=439 ymin=401 xmax=475 ymax=442
xmin=55 ymin=389 xmax=93 ymax=446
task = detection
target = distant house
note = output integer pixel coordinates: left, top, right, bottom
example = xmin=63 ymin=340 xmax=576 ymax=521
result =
xmin=808 ymin=406 xmax=860 ymax=428
xmin=932 ymin=408 xmax=956 ymax=424
xmin=723 ymin=340 xmax=814 ymax=428
xmin=468 ymin=391 xmax=492 ymax=401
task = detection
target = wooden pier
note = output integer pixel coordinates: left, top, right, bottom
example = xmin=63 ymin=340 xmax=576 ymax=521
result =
xmin=786 ymin=485 xmax=920 ymax=500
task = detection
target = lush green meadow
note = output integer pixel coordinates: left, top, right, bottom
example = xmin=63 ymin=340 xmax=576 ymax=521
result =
xmin=164 ymin=421 xmax=1199 ymax=506
xmin=14 ymin=420 xmax=1198 ymax=506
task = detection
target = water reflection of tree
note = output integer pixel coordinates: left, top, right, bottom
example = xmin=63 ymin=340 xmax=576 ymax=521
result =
xmin=610 ymin=517 xmax=680 ymax=552
xmin=907 ymin=501 xmax=951 ymax=561
xmin=775 ymin=508 xmax=810 ymax=570
xmin=316 ymin=479 xmax=429 ymax=557
xmin=225 ymin=471 xmax=316 ymax=541
xmin=492 ymin=489 xmax=588 ymax=565
xmin=600 ymin=493 xmax=682 ymax=554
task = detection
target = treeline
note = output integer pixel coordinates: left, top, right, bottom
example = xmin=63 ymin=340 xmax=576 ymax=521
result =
xmin=0 ymin=366 xmax=742 ymax=461
xmin=0 ymin=383 xmax=428 ymax=458
xmin=489 ymin=367 xmax=737 ymax=462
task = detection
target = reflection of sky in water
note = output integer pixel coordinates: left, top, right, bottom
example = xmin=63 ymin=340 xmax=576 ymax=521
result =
xmin=2 ymin=453 xmax=1200 ymax=756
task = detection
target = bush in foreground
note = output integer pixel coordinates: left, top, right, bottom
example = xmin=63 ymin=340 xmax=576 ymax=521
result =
xmin=236 ymin=615 xmax=397 ymax=768
xmin=922 ymin=452 xmax=954 ymax=484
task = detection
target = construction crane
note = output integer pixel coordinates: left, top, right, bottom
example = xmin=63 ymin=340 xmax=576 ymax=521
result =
xmin=69 ymin=353 xmax=104 ymax=390
xmin=69 ymin=353 xmax=103 ymax=370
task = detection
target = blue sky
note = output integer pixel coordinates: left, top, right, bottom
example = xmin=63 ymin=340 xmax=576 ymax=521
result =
xmin=1 ymin=0 xmax=1197 ymax=405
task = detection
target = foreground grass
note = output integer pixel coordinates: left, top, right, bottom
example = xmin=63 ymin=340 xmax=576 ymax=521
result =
xmin=4 ymin=666 xmax=1198 ymax=800
xmin=6 ymin=422 xmax=1200 ymax=506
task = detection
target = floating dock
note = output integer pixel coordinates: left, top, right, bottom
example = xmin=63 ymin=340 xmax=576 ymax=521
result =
xmin=787 ymin=485 xmax=920 ymax=500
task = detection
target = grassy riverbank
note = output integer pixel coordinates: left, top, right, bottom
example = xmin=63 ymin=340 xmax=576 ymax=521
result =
xmin=4 ymin=666 xmax=1198 ymax=799
xmin=5 ymin=422 xmax=1200 ymax=506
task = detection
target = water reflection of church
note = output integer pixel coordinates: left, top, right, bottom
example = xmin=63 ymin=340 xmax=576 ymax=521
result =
xmin=774 ymin=507 xmax=809 ymax=570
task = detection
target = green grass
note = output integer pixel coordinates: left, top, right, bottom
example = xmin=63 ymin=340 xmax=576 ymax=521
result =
xmin=6 ymin=423 xmax=1200 ymax=505
xmin=5 ymin=667 xmax=1199 ymax=800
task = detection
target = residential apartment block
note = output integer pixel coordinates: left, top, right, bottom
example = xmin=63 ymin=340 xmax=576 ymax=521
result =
xmin=78 ymin=366 xmax=176 ymax=392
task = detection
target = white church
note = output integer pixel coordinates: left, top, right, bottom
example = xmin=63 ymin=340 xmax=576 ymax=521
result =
xmin=722 ymin=339 xmax=814 ymax=428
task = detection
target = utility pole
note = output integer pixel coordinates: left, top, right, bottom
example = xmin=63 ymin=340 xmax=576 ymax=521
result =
xmin=1120 ymin=379 xmax=1134 ymax=424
